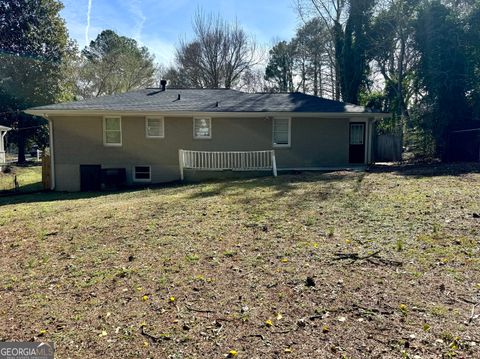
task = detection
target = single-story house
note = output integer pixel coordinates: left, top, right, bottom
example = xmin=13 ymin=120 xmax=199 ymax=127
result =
xmin=26 ymin=85 xmax=387 ymax=191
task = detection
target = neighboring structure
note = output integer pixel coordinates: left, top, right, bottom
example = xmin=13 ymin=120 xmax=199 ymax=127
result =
xmin=449 ymin=127 xmax=480 ymax=162
xmin=0 ymin=125 xmax=11 ymax=164
xmin=26 ymin=87 xmax=387 ymax=191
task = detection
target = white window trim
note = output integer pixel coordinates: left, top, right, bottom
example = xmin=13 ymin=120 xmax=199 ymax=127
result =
xmin=193 ymin=117 xmax=212 ymax=140
xmin=103 ymin=116 xmax=122 ymax=147
xmin=272 ymin=117 xmax=291 ymax=148
xmin=145 ymin=116 xmax=165 ymax=139
xmin=132 ymin=165 xmax=151 ymax=183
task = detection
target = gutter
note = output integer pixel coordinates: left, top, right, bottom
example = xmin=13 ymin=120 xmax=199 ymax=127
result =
xmin=452 ymin=128 xmax=480 ymax=133
xmin=48 ymin=118 xmax=55 ymax=190
xmin=1 ymin=128 xmax=9 ymax=165
xmin=24 ymin=109 xmax=391 ymax=119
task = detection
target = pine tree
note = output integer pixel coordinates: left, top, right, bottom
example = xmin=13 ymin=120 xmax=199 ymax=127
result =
xmin=0 ymin=0 xmax=75 ymax=162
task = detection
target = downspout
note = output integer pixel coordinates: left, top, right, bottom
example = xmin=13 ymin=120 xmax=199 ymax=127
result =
xmin=1 ymin=131 xmax=6 ymax=164
xmin=369 ymin=117 xmax=381 ymax=164
xmin=365 ymin=119 xmax=370 ymax=165
xmin=48 ymin=118 xmax=56 ymax=190
xmin=1 ymin=131 xmax=7 ymax=148
xmin=368 ymin=118 xmax=374 ymax=164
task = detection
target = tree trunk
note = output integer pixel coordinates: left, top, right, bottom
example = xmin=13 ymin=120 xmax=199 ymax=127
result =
xmin=334 ymin=62 xmax=341 ymax=101
xmin=302 ymin=61 xmax=307 ymax=93
xmin=333 ymin=19 xmax=343 ymax=101
xmin=319 ymin=62 xmax=323 ymax=97
xmin=331 ymin=66 xmax=335 ymax=99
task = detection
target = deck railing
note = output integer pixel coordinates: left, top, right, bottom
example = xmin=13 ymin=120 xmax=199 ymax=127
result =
xmin=179 ymin=149 xmax=277 ymax=180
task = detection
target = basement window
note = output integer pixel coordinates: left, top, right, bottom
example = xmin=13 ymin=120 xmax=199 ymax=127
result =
xmin=133 ymin=166 xmax=151 ymax=182
xmin=146 ymin=117 xmax=164 ymax=138
xmin=193 ymin=118 xmax=212 ymax=139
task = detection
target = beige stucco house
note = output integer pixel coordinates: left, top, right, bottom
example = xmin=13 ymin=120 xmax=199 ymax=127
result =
xmin=26 ymin=86 xmax=386 ymax=192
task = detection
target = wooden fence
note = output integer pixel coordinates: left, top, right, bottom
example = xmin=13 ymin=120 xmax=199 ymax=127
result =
xmin=375 ymin=134 xmax=402 ymax=162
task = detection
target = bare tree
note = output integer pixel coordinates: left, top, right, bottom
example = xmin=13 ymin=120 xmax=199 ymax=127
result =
xmin=175 ymin=11 xmax=258 ymax=89
xmin=295 ymin=0 xmax=376 ymax=105
xmin=293 ymin=17 xmax=332 ymax=97
xmin=295 ymin=0 xmax=348 ymax=100
xmin=370 ymin=0 xmax=419 ymax=119
xmin=238 ymin=68 xmax=274 ymax=93
xmin=175 ymin=41 xmax=205 ymax=87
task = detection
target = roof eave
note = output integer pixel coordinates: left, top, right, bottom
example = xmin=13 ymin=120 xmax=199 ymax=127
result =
xmin=25 ymin=109 xmax=390 ymax=118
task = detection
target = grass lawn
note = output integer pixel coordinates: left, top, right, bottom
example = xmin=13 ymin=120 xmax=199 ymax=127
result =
xmin=0 ymin=163 xmax=479 ymax=358
xmin=0 ymin=165 xmax=42 ymax=193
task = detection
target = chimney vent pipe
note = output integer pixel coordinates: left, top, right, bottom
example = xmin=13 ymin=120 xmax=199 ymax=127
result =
xmin=160 ymin=80 xmax=167 ymax=91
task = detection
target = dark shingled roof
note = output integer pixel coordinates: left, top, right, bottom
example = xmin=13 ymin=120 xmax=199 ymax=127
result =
xmin=28 ymin=88 xmax=374 ymax=114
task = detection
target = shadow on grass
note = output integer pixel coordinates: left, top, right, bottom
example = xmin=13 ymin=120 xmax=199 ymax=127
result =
xmin=0 ymin=189 xmax=118 ymax=206
xmin=186 ymin=171 xmax=355 ymax=201
xmin=0 ymin=171 xmax=357 ymax=207
xmin=371 ymin=162 xmax=480 ymax=178
xmin=18 ymin=182 xmax=44 ymax=192
xmin=0 ymin=182 xmax=44 ymax=197
xmin=0 ymin=183 xmax=181 ymax=207
xmin=186 ymin=177 xmax=296 ymax=199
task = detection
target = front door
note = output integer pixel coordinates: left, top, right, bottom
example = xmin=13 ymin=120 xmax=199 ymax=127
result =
xmin=349 ymin=123 xmax=366 ymax=164
xmin=80 ymin=165 xmax=102 ymax=191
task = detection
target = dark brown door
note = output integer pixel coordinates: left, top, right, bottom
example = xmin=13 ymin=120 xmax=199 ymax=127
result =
xmin=80 ymin=165 xmax=102 ymax=191
xmin=349 ymin=123 xmax=366 ymax=164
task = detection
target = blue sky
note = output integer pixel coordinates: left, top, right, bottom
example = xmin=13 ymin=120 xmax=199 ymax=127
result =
xmin=60 ymin=0 xmax=299 ymax=65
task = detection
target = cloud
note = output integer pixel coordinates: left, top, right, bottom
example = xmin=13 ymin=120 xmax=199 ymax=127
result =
xmin=125 ymin=1 xmax=176 ymax=65
xmin=85 ymin=0 xmax=92 ymax=44
xmin=127 ymin=0 xmax=146 ymax=42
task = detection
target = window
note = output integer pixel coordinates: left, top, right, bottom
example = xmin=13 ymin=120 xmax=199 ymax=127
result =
xmin=273 ymin=118 xmax=291 ymax=147
xmin=193 ymin=118 xmax=212 ymax=139
xmin=146 ymin=117 xmax=164 ymax=138
xmin=103 ymin=116 xmax=122 ymax=146
xmin=133 ymin=166 xmax=151 ymax=182
xmin=350 ymin=123 xmax=365 ymax=145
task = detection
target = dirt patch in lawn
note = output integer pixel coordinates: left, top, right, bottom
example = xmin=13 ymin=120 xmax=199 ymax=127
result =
xmin=0 ymin=163 xmax=479 ymax=358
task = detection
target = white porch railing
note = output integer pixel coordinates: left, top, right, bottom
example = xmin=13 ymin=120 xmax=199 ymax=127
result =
xmin=179 ymin=149 xmax=277 ymax=180
xmin=0 ymin=151 xmax=5 ymax=164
